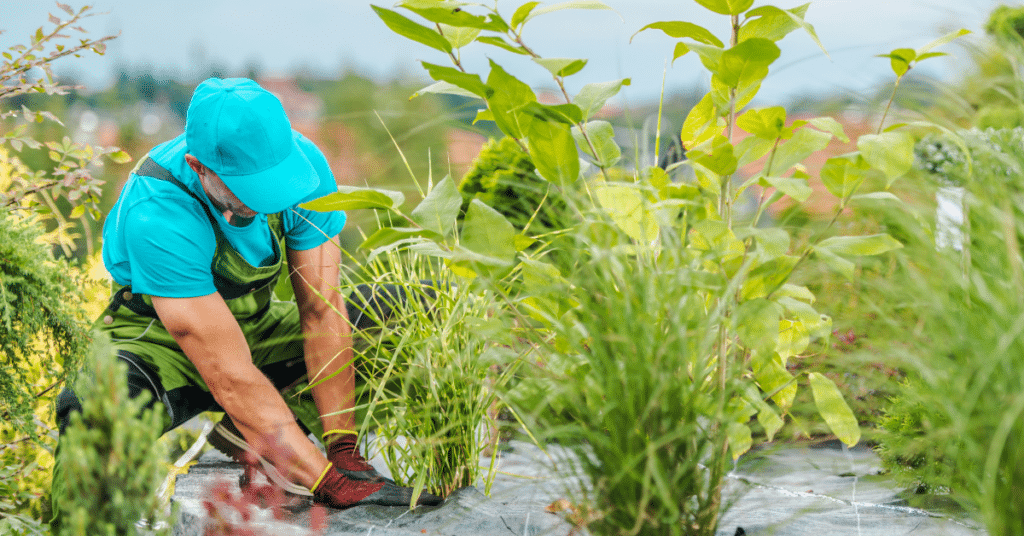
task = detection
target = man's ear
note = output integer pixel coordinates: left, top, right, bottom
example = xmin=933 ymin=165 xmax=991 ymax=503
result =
xmin=184 ymin=154 xmax=203 ymax=175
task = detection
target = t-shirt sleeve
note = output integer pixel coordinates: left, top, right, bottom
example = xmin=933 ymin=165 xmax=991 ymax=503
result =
xmin=123 ymin=196 xmax=218 ymax=298
xmin=283 ymin=133 xmax=346 ymax=251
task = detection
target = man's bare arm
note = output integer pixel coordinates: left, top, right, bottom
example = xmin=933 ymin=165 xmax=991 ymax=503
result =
xmin=286 ymin=238 xmax=356 ymax=441
xmin=152 ymin=293 xmax=328 ymax=488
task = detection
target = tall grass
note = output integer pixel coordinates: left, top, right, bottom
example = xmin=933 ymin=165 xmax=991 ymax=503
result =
xmin=514 ymin=206 xmax=739 ymax=536
xmin=338 ymin=249 xmax=525 ymax=498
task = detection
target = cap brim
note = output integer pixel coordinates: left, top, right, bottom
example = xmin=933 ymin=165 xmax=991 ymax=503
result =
xmin=217 ymin=136 xmax=319 ymax=214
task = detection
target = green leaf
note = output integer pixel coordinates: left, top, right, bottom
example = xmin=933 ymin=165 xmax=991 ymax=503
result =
xmin=533 ymin=57 xmax=588 ymax=77
xmin=372 ymin=5 xmax=452 ymax=54
xmin=737 ymin=106 xmax=786 ymax=140
xmin=808 ymin=372 xmax=861 ymax=446
xmin=108 ymin=150 xmax=132 ymax=164
xmin=439 ymin=23 xmax=481 ymax=49
xmin=412 ymin=80 xmax=481 ymax=99
xmin=595 ymin=184 xmax=659 ymax=243
xmin=741 ymin=4 xmax=826 ymax=56
xmin=739 ymin=4 xmax=807 ymax=43
xmin=360 ymin=227 xmax=441 ymax=251
xmin=807 ymin=116 xmax=848 ymax=142
xmin=745 ymin=385 xmax=784 ymax=441
xmin=684 ymin=41 xmax=725 ymax=72
xmin=524 ymin=0 xmax=614 ymax=23
xmin=735 ymin=298 xmax=781 ymax=354
xmin=881 ymin=47 xmax=916 ymax=77
xmin=696 ymin=0 xmax=755 ymax=16
xmin=673 ymin=42 xmax=691 ymax=63
xmin=814 ymin=247 xmax=855 ymax=280
xmin=301 ymin=185 xmax=405 ymax=211
xmin=421 ymin=62 xmax=491 ymax=99
xmin=461 ymin=199 xmax=517 ymax=263
xmin=718 ymin=38 xmax=780 ymax=88
xmin=741 ymin=255 xmax=798 ymax=300
xmin=69 ymin=205 xmax=87 ymax=218
xmin=473 ymin=108 xmax=495 ymax=124
xmin=477 ymin=36 xmax=529 ymax=55
xmin=851 ymin=192 xmax=901 ymax=203
xmin=777 ymin=284 xmax=815 ymax=303
xmin=728 ymin=422 xmax=753 ymax=460
xmin=754 ymin=354 xmax=797 ymax=408
xmin=916 ymin=28 xmax=970 ymax=56
xmin=763 ymin=175 xmax=813 ymax=203
xmin=776 ymin=319 xmax=810 ymax=361
xmin=527 ymin=120 xmax=579 ymax=185
xmin=486 ymin=59 xmax=537 ymax=139
xmin=572 ymin=120 xmax=621 ymax=167
xmin=691 ymin=134 xmax=737 ymax=176
xmin=681 ymin=93 xmax=719 ymax=149
xmin=768 ymin=126 xmax=832 ymax=176
xmin=735 ymin=135 xmax=775 ymax=168
xmin=750 ymin=227 xmax=790 ymax=259
xmin=857 ymin=131 xmax=914 ymax=185
xmin=521 ymin=102 xmax=583 ymax=124
xmin=402 ymin=5 xmax=502 ymax=31
xmin=777 ymin=295 xmax=831 ymax=338
xmin=572 ymin=78 xmax=631 ymax=121
xmin=631 ymin=21 xmax=724 ymax=47
xmin=512 ymin=1 xmax=541 ymax=29
xmin=817 ymin=234 xmax=903 ymax=257
xmin=411 ymin=175 xmax=461 ymax=237
xmin=820 ymin=155 xmax=871 ymax=199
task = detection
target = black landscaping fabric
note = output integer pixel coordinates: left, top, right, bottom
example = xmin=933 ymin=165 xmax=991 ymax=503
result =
xmin=172 ymin=439 xmax=986 ymax=536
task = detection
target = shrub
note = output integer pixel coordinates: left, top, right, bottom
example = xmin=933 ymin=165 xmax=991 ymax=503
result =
xmin=458 ymin=136 xmax=572 ymax=234
xmin=52 ymin=336 xmax=171 ymax=536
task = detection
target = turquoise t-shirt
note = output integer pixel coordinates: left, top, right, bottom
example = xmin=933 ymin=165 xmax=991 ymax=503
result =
xmin=102 ymin=131 xmax=346 ymax=299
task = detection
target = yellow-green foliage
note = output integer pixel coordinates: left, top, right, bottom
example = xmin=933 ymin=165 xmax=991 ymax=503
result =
xmin=0 ymin=211 xmax=88 ymax=436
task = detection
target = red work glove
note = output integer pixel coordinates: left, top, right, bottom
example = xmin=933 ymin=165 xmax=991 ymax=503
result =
xmin=311 ymin=463 xmax=443 ymax=508
xmin=324 ymin=432 xmax=390 ymax=483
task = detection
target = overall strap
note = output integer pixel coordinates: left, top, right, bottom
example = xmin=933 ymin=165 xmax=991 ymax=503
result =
xmin=107 ymin=157 xmax=223 ymax=318
xmin=136 ymin=157 xmax=223 ymax=237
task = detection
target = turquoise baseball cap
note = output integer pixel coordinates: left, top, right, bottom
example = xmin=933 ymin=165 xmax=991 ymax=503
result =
xmin=185 ymin=77 xmax=318 ymax=214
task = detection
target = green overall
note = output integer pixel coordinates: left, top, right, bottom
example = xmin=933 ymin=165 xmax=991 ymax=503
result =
xmin=85 ymin=155 xmax=323 ymax=437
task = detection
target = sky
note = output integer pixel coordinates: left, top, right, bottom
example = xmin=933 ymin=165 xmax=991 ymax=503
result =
xmin=3 ymin=0 xmax=1018 ymax=107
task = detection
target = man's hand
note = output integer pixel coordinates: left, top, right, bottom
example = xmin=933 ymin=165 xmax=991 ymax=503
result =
xmin=152 ymin=292 xmax=327 ymax=489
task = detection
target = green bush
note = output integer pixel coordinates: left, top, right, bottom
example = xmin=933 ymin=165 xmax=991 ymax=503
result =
xmin=52 ymin=336 xmax=170 ymax=536
xmin=0 ymin=213 xmax=87 ymax=435
xmin=458 ymin=136 xmax=572 ymax=234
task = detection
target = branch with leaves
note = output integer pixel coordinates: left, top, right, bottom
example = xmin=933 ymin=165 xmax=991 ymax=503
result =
xmin=1 ymin=3 xmax=128 ymax=254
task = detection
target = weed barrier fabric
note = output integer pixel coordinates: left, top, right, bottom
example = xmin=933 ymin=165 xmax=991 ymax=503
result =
xmin=172 ymin=440 xmax=986 ymax=535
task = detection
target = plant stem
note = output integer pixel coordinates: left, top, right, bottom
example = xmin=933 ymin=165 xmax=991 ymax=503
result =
xmin=877 ymin=74 xmax=903 ymax=134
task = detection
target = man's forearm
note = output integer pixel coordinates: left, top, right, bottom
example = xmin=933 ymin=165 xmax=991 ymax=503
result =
xmin=153 ymin=293 xmax=328 ymax=488
xmin=302 ymin=299 xmax=357 ymax=439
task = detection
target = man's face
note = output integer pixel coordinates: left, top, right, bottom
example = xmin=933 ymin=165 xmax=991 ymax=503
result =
xmin=199 ymin=167 xmax=258 ymax=220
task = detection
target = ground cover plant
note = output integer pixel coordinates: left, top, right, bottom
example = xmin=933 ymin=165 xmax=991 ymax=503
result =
xmin=297 ymin=0 xmax=972 ymax=533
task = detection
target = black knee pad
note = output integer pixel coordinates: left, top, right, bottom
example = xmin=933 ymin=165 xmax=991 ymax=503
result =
xmin=55 ymin=387 xmax=83 ymax=436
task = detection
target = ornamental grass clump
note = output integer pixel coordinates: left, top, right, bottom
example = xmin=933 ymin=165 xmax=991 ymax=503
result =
xmin=516 ymin=210 xmax=737 ymax=536
xmin=339 ymin=250 xmax=524 ymax=498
